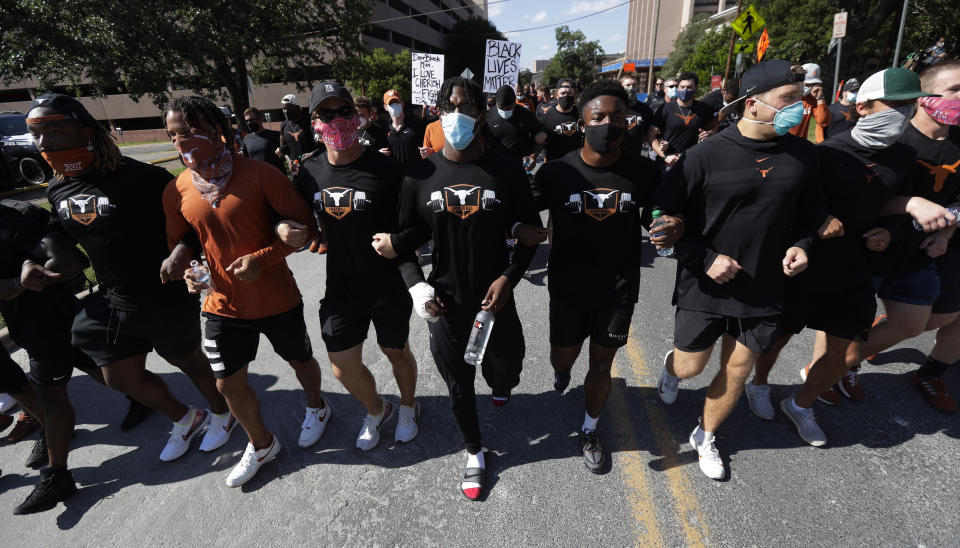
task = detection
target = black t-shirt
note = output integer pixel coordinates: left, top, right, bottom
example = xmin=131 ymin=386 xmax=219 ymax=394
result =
xmin=540 ymin=106 xmax=583 ymax=161
xmin=387 ymin=116 xmax=426 ymax=167
xmin=242 ymin=130 xmax=286 ymax=173
xmin=623 ymin=100 xmax=654 ymax=156
xmin=535 ymin=149 xmax=660 ymax=303
xmin=47 ymin=158 xmax=194 ymax=309
xmin=357 ymin=123 xmax=390 ymax=152
xmin=656 ymin=124 xmax=826 ymax=317
xmin=806 ymin=132 xmax=916 ymax=290
xmin=393 ymin=149 xmax=542 ymax=308
xmin=279 ymin=118 xmax=317 ymax=161
xmin=700 ymin=90 xmax=724 ymax=113
xmin=652 ymin=100 xmax=715 ymax=158
xmin=826 ymin=102 xmax=856 ymax=139
xmin=537 ymin=99 xmax=557 ymax=119
xmin=295 ymin=148 xmax=406 ymax=301
xmin=485 ymin=106 xmax=542 ymax=161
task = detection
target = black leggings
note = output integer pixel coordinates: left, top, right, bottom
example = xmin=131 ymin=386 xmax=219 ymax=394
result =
xmin=427 ymin=300 xmax=524 ymax=454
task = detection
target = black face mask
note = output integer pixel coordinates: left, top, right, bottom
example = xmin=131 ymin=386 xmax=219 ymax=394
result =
xmin=655 ymin=89 xmax=665 ymax=98
xmin=558 ymin=95 xmax=575 ymax=110
xmin=584 ymin=123 xmax=625 ymax=154
xmin=247 ymin=121 xmax=261 ymax=132
xmin=282 ymin=109 xmax=293 ymax=121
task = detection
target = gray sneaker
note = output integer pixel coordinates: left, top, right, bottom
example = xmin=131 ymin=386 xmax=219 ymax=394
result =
xmin=745 ymin=381 xmax=775 ymax=420
xmin=780 ymin=396 xmax=827 ymax=447
xmin=356 ymin=400 xmax=395 ymax=451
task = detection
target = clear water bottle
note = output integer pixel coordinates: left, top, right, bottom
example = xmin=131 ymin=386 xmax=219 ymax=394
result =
xmin=464 ymin=309 xmax=495 ymax=367
xmin=190 ymin=260 xmax=211 ymax=286
xmin=913 ymin=207 xmax=960 ymax=230
xmin=650 ymin=209 xmax=675 ymax=257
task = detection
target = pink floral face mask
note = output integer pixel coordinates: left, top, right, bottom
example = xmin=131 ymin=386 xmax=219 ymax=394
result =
xmin=919 ymin=96 xmax=960 ymax=126
xmin=173 ymin=134 xmax=234 ymax=207
xmin=313 ymin=116 xmax=361 ymax=151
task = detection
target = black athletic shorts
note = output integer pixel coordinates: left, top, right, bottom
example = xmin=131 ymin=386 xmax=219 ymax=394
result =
xmin=673 ymin=308 xmax=781 ymax=355
xmin=203 ymin=301 xmax=313 ymax=379
xmin=318 ymin=290 xmax=412 ymax=353
xmin=4 ymin=291 xmax=92 ymax=386
xmin=783 ymin=281 xmax=877 ymax=342
xmin=72 ymin=290 xmax=201 ymax=367
xmin=0 ymin=350 xmax=28 ymax=394
xmin=549 ymin=296 xmax=635 ymax=348
xmin=933 ymin=247 xmax=960 ymax=315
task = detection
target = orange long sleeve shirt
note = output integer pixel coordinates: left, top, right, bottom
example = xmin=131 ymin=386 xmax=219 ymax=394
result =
xmin=789 ymin=95 xmax=831 ymax=143
xmin=163 ymin=157 xmax=317 ymax=320
xmin=423 ymin=119 xmax=445 ymax=153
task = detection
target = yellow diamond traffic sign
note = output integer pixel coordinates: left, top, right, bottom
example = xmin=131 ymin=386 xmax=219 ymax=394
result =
xmin=732 ymin=5 xmax=765 ymax=41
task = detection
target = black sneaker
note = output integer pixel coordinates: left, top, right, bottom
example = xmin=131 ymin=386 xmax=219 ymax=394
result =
xmin=120 ymin=396 xmax=152 ymax=431
xmin=579 ymin=429 xmax=604 ymax=474
xmin=25 ymin=432 xmax=48 ymax=468
xmin=13 ymin=467 xmax=77 ymax=515
xmin=554 ymin=370 xmax=571 ymax=392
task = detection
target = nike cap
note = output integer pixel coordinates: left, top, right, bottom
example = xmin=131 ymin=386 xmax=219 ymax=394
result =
xmin=802 ymin=63 xmax=823 ymax=85
xmin=26 ymin=94 xmax=96 ymax=124
xmin=495 ymin=85 xmax=516 ymax=107
xmin=383 ymin=89 xmax=403 ymax=105
xmin=310 ymin=81 xmax=354 ymax=113
xmin=281 ymin=94 xmax=299 ymax=105
xmin=856 ymin=68 xmax=938 ymax=103
xmin=719 ymin=60 xmax=805 ymax=117
xmin=842 ymin=78 xmax=861 ymax=92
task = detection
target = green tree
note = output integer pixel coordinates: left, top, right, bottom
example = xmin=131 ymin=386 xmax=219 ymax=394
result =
xmin=519 ymin=69 xmax=533 ymax=87
xmin=345 ymin=49 xmax=412 ymax=106
xmin=445 ymin=17 xmax=507 ymax=81
xmin=0 ymin=0 xmax=370 ymax=115
xmin=541 ymin=26 xmax=604 ymax=87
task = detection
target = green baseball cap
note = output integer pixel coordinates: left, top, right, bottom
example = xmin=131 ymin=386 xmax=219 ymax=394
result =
xmin=857 ymin=68 xmax=939 ymax=103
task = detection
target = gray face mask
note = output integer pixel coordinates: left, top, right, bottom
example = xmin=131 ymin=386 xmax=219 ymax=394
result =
xmin=850 ymin=104 xmax=915 ymax=150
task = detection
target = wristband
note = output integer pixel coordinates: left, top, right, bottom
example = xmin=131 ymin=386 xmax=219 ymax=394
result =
xmin=408 ymin=282 xmax=440 ymax=323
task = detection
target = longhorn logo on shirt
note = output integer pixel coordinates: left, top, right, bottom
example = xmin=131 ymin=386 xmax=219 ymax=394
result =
xmin=442 ymin=185 xmax=482 ymax=219
xmin=288 ymin=129 xmax=303 ymax=142
xmin=675 ymin=113 xmax=695 ymax=125
xmin=918 ymin=159 xmax=960 ymax=192
xmin=60 ymin=194 xmax=111 ymax=226
xmin=626 ymin=115 xmax=641 ymax=130
xmin=555 ymin=121 xmax=579 ymax=136
xmin=756 ymin=166 xmax=775 ymax=179
xmin=582 ymin=188 xmax=620 ymax=221
xmin=321 ymin=187 xmax=354 ymax=219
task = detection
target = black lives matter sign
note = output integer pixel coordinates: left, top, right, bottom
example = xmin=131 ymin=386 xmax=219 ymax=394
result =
xmin=412 ymin=53 xmax=444 ymax=106
xmin=483 ymin=39 xmax=522 ymax=93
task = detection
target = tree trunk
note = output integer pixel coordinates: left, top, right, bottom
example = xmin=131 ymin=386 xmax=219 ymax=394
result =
xmin=226 ymin=57 xmax=251 ymax=121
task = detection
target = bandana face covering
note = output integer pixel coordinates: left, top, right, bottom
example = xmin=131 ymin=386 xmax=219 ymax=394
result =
xmin=313 ymin=116 xmax=361 ymax=151
xmin=173 ymin=134 xmax=234 ymax=207
xmin=918 ymin=97 xmax=960 ymax=126
xmin=40 ymin=146 xmax=96 ymax=177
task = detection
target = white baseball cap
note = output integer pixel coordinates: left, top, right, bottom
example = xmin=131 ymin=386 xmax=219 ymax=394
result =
xmin=802 ymin=63 xmax=822 ymax=85
xmin=281 ymin=94 xmax=299 ymax=105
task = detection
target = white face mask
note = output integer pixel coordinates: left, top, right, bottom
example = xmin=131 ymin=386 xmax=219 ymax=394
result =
xmin=803 ymin=86 xmax=811 ymax=96
xmin=844 ymin=91 xmax=857 ymax=103
xmin=358 ymin=116 xmax=368 ymax=129
xmin=497 ymin=107 xmax=514 ymax=119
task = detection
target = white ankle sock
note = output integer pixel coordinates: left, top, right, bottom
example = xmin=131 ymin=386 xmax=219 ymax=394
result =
xmin=582 ymin=412 xmax=599 ymax=432
xmin=466 ymin=450 xmax=485 ymax=469
xmin=694 ymin=425 xmax=714 ymax=445
xmin=177 ymin=408 xmax=195 ymax=426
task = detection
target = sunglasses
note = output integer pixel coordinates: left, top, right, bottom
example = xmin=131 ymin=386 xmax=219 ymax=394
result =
xmin=313 ymin=106 xmax=355 ymax=123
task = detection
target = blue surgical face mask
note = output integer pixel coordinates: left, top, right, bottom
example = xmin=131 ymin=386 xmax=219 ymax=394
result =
xmin=497 ymin=107 xmax=514 ymax=119
xmin=676 ymin=88 xmax=695 ymax=102
xmin=745 ymin=99 xmax=805 ymax=136
xmin=803 ymin=86 xmax=811 ymax=96
xmin=441 ymin=112 xmax=478 ymax=150
xmin=666 ymin=86 xmax=677 ymax=99
xmin=844 ymin=91 xmax=858 ymax=103
xmin=387 ymin=103 xmax=403 ymax=117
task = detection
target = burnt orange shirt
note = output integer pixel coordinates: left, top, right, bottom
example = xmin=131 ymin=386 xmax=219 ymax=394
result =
xmin=163 ymin=157 xmax=317 ymax=319
xmin=423 ymin=119 xmax=445 ymax=153
xmin=789 ymin=95 xmax=831 ymax=143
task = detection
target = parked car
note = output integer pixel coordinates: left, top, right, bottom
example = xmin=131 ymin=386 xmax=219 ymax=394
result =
xmin=0 ymin=111 xmax=51 ymax=190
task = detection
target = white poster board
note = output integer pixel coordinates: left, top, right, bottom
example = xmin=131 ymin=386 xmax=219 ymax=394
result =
xmin=483 ymin=39 xmax=522 ymax=93
xmin=411 ymin=53 xmax=444 ymax=106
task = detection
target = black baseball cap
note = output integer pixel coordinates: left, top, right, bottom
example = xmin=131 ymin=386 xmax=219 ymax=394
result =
xmin=309 ymin=81 xmax=354 ymax=113
xmin=26 ymin=93 xmax=96 ymax=124
xmin=842 ymin=78 xmax=861 ymax=92
xmin=558 ymin=78 xmax=576 ymax=89
xmin=719 ymin=60 xmax=805 ymax=117
xmin=495 ymin=85 xmax=516 ymax=107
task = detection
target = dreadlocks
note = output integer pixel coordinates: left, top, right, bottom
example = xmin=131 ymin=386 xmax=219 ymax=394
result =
xmin=89 ymin=122 xmax=123 ymax=178
xmin=164 ymin=96 xmax=236 ymax=153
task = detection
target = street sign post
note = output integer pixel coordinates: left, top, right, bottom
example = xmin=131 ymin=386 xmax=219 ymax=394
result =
xmin=732 ymin=5 xmax=765 ymax=41
xmin=832 ymin=10 xmax=846 ymax=103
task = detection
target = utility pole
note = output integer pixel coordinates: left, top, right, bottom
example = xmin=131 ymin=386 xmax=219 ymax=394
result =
xmin=892 ymin=0 xmax=909 ymax=67
xmin=645 ymin=0 xmax=662 ymax=97
xmin=722 ymin=0 xmax=743 ymax=86
xmin=832 ymin=10 xmax=845 ymax=104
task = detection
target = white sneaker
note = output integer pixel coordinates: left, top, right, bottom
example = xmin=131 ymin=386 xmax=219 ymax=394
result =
xmin=395 ymin=403 xmax=420 ymax=443
xmin=298 ymin=402 xmax=330 ymax=448
xmin=780 ymin=396 xmax=827 ymax=447
xmin=689 ymin=424 xmax=725 ymax=480
xmin=199 ymin=410 xmax=237 ymax=452
xmin=745 ymin=381 xmax=775 ymax=420
xmin=0 ymin=393 xmax=16 ymax=413
xmin=159 ymin=407 xmax=209 ymax=462
xmin=658 ymin=350 xmax=680 ymax=405
xmin=356 ymin=400 xmax=395 ymax=451
xmin=225 ymin=435 xmax=282 ymax=488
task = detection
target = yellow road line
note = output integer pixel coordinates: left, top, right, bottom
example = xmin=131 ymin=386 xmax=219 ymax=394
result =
xmin=0 ymin=182 xmax=49 ymax=198
xmin=609 ymin=359 xmax=662 ymax=547
xmin=623 ymin=335 xmax=712 ymax=547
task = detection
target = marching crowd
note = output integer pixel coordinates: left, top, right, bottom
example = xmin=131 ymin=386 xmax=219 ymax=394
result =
xmin=0 ymin=55 xmax=958 ymax=515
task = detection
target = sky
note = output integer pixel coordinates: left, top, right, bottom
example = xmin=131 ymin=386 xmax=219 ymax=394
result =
xmin=485 ymin=0 xmax=631 ymax=72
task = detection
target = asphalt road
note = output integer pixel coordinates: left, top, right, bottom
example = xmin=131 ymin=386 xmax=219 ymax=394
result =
xmin=0 ymin=220 xmax=957 ymax=546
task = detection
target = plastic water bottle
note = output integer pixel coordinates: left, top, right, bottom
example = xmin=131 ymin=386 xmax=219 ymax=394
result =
xmin=190 ymin=260 xmax=211 ymax=285
xmin=913 ymin=207 xmax=960 ymax=230
xmin=650 ymin=209 xmax=675 ymax=257
xmin=464 ymin=310 xmax=495 ymax=367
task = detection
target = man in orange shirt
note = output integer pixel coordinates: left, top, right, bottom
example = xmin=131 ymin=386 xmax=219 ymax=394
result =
xmin=162 ymin=96 xmax=329 ymax=488
xmin=789 ymin=63 xmax=831 ymax=143
xmin=422 ymin=118 xmax=444 ymax=157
